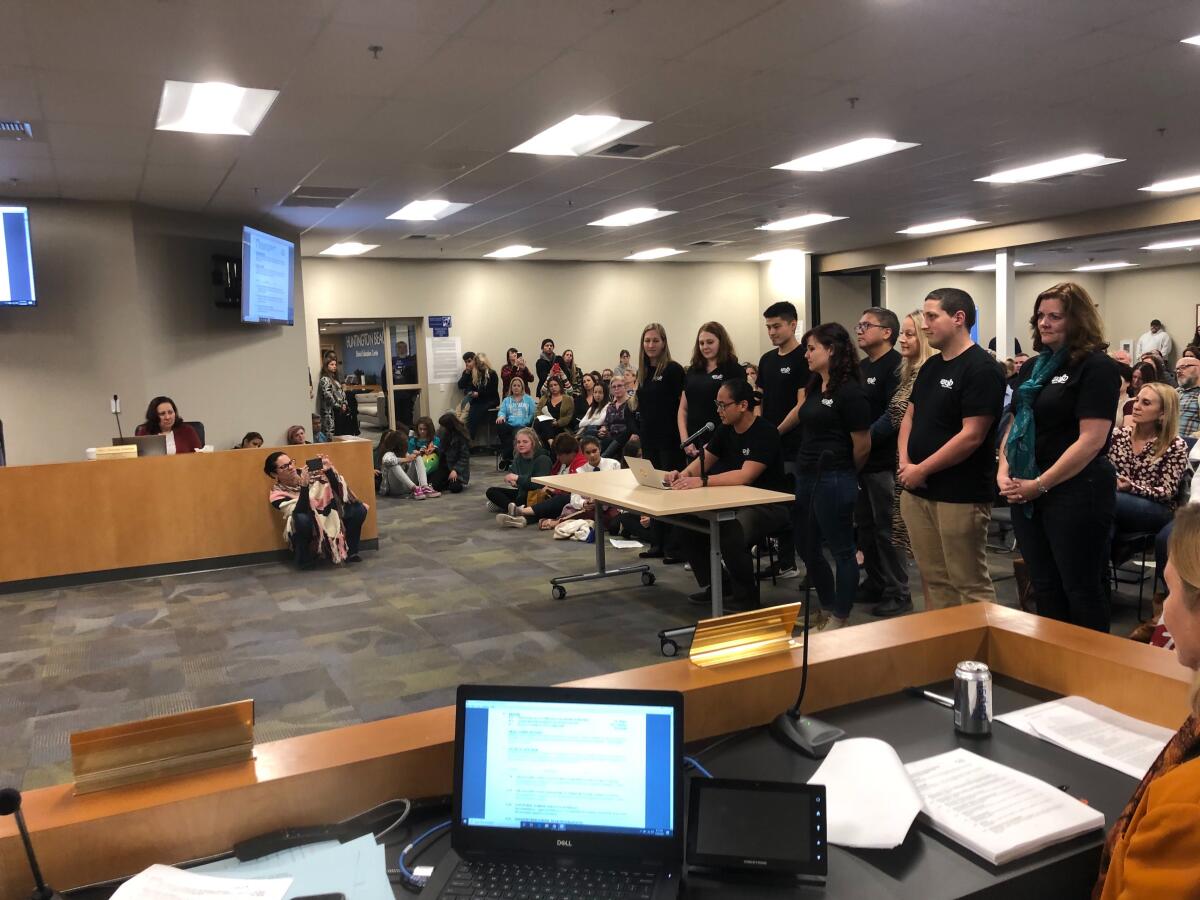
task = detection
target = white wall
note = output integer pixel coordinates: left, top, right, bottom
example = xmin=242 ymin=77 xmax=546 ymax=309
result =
xmin=0 ymin=200 xmax=311 ymax=466
xmin=1102 ymin=265 xmax=1200 ymax=357
xmin=818 ymin=274 xmax=875 ymax=332
xmin=301 ymin=258 xmax=763 ymax=413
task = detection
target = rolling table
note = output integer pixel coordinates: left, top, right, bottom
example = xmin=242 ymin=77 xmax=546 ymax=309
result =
xmin=532 ymin=469 xmax=792 ymax=618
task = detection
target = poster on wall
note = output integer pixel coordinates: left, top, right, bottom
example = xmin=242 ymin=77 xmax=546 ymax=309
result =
xmin=427 ymin=336 xmax=462 ymax=384
xmin=343 ymin=329 xmax=385 ymax=383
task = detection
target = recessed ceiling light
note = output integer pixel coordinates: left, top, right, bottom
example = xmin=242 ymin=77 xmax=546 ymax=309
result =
xmin=966 ymin=261 xmax=1034 ymax=271
xmin=976 ymin=153 xmax=1124 ymax=184
xmin=1142 ymin=237 xmax=1200 ymax=250
xmin=1139 ymin=174 xmax=1200 ymax=193
xmin=485 ymin=245 xmax=544 ymax=259
xmin=511 ymin=114 xmax=651 ymax=156
xmin=387 ymin=199 xmax=472 ymax=221
xmin=748 ymin=249 xmax=806 ymax=261
xmin=626 ymin=248 xmax=686 ymax=260
xmin=773 ymin=138 xmax=920 ymax=172
xmin=320 ymin=242 xmax=379 ymax=257
xmin=1072 ymin=261 xmax=1137 ymax=272
xmin=756 ymin=213 xmax=846 ymax=232
xmin=588 ymin=207 xmax=675 ymax=227
xmin=155 ymin=80 xmax=279 ymax=135
xmin=1182 ymin=34 xmax=1200 ymax=45
xmin=884 ymin=261 xmax=929 ymax=271
xmin=898 ymin=218 xmax=988 ymax=235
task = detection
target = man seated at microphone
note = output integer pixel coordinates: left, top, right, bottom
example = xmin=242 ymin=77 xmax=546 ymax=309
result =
xmin=666 ymin=379 xmax=790 ymax=610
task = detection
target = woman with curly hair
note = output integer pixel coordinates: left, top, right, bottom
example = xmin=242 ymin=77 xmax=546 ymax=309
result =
xmin=789 ymin=323 xmax=872 ymax=629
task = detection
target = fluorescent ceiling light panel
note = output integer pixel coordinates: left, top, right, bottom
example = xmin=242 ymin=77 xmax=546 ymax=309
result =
xmin=773 ymin=138 xmax=920 ymax=172
xmin=884 ymin=261 xmax=929 ymax=271
xmin=1182 ymin=34 xmax=1200 ymax=45
xmin=1140 ymin=174 xmax=1200 ymax=193
xmin=1142 ymin=237 xmax=1200 ymax=250
xmin=589 ymin=207 xmax=675 ymax=227
xmin=976 ymin=153 xmax=1124 ymax=184
xmin=898 ymin=218 xmax=988 ymax=235
xmin=510 ymin=114 xmax=651 ymax=156
xmin=757 ymin=213 xmax=845 ymax=232
xmin=155 ymin=80 xmax=279 ymax=135
xmin=1072 ymin=261 xmax=1137 ymax=271
xmin=748 ymin=249 xmax=806 ymax=261
xmin=320 ymin=242 xmax=378 ymax=257
xmin=387 ymin=199 xmax=471 ymax=221
xmin=967 ymin=262 xmax=1033 ymax=271
xmin=484 ymin=245 xmax=544 ymax=259
xmin=626 ymin=248 xmax=685 ymax=260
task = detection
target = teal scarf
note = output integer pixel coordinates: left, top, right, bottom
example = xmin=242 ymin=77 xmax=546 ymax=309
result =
xmin=1005 ymin=348 xmax=1068 ymax=513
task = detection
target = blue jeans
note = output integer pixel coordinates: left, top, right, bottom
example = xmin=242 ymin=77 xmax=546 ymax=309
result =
xmin=794 ymin=468 xmax=859 ymax=619
xmin=1113 ymin=492 xmax=1173 ymax=535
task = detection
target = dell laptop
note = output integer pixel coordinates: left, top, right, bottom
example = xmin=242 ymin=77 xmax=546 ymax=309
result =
xmin=421 ymin=683 xmax=685 ymax=899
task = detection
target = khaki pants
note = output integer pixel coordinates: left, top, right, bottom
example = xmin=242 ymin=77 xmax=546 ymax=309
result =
xmin=900 ymin=492 xmax=995 ymax=609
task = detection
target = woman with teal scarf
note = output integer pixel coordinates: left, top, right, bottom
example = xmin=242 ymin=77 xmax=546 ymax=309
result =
xmin=997 ymin=283 xmax=1121 ymax=632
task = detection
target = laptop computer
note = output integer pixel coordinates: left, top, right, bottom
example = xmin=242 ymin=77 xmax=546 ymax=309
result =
xmin=421 ymin=684 xmax=685 ymax=900
xmin=112 ymin=435 xmax=167 ymax=457
xmin=626 ymin=456 xmax=672 ymax=490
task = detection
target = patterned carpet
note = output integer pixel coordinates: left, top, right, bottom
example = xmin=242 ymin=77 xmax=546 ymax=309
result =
xmin=0 ymin=460 xmax=1145 ymax=790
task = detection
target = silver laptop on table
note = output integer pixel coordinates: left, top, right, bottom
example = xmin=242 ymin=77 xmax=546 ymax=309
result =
xmin=421 ymin=684 xmax=685 ymax=900
xmin=112 ymin=435 xmax=167 ymax=457
xmin=626 ymin=456 xmax=672 ymax=490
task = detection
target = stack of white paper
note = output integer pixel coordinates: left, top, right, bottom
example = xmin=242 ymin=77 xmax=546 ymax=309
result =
xmin=193 ymin=834 xmax=393 ymax=900
xmin=905 ymin=749 xmax=1105 ymax=866
xmin=111 ymin=866 xmax=291 ymax=900
xmin=808 ymin=738 xmax=923 ymax=849
xmin=995 ymin=696 xmax=1174 ymax=780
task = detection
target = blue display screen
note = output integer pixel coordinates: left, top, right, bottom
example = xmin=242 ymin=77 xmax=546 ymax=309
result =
xmin=0 ymin=206 xmax=36 ymax=307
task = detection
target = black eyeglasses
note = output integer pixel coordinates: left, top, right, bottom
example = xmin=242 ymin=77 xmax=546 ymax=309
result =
xmin=855 ymin=322 xmax=885 ymax=332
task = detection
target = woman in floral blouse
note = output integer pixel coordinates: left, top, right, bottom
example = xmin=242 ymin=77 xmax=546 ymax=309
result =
xmin=1109 ymin=382 xmax=1190 ymax=536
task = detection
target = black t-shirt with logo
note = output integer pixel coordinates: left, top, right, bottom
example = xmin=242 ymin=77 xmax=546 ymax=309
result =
xmin=795 ymin=379 xmax=872 ymax=471
xmin=1013 ymin=349 xmax=1120 ymax=472
xmin=636 ymin=360 xmax=686 ymax=451
xmin=684 ymin=360 xmax=746 ymax=437
xmin=860 ymin=348 xmax=902 ymax=474
xmin=906 ymin=344 xmax=1006 ymax=503
xmin=758 ymin=344 xmax=810 ymax=453
xmin=706 ymin=417 xmax=788 ymax=492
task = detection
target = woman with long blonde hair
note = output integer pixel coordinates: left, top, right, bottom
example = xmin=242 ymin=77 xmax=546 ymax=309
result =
xmin=1095 ymin=504 xmax=1200 ymax=896
xmin=1109 ymin=381 xmax=1190 ymax=539
xmin=463 ymin=352 xmax=499 ymax=444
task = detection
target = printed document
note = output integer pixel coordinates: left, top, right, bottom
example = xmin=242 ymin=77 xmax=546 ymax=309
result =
xmin=809 ymin=738 xmax=923 ymax=849
xmin=995 ymin=696 xmax=1173 ymax=780
xmin=111 ymin=865 xmax=290 ymax=900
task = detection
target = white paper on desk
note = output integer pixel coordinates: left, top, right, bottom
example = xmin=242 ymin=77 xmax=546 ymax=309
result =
xmin=995 ymin=695 xmax=1173 ymax=780
xmin=808 ymin=737 xmax=922 ymax=849
xmin=905 ymin=748 xmax=1105 ymax=866
xmin=608 ymin=537 xmax=643 ymax=549
xmin=111 ymin=864 xmax=290 ymax=900
xmin=192 ymin=834 xmax=392 ymax=900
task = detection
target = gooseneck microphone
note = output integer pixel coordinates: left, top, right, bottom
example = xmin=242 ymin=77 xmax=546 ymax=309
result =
xmin=771 ymin=449 xmax=846 ymax=758
xmin=0 ymin=787 xmax=62 ymax=900
xmin=679 ymin=420 xmax=715 ymax=450
xmin=111 ymin=394 xmax=124 ymax=440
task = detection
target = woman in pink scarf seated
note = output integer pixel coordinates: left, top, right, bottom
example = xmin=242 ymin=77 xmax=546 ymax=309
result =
xmin=264 ymin=450 xmax=368 ymax=568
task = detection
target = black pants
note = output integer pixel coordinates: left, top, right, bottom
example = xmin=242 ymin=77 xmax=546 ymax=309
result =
xmin=526 ymin=493 xmax=571 ymax=522
xmin=497 ymin=422 xmax=518 ymax=462
xmin=466 ymin=402 xmax=491 ymax=441
xmin=601 ymin=431 xmax=631 ymax=459
xmin=643 ymin=444 xmax=686 ymax=553
xmin=677 ymin=503 xmax=791 ymax=607
xmin=856 ymin=469 xmax=909 ymax=601
xmin=534 ymin=419 xmax=565 ymax=447
xmin=617 ymin=511 xmax=652 ymax=541
xmin=485 ymin=486 xmax=520 ymax=510
xmin=291 ymin=501 xmax=367 ymax=566
xmin=1010 ymin=459 xmax=1115 ymax=632
xmin=429 ymin=466 xmax=466 ymax=494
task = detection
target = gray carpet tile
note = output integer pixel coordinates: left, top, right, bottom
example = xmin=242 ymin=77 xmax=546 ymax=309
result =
xmin=0 ymin=458 xmax=1149 ymax=789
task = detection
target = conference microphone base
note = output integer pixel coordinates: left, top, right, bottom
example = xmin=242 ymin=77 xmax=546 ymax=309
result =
xmin=770 ymin=711 xmax=845 ymax=759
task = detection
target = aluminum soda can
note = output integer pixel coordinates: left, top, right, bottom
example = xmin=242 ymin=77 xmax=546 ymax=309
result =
xmin=953 ymin=660 xmax=992 ymax=736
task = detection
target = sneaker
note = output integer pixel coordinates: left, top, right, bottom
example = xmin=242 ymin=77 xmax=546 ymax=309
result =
xmin=683 ymin=562 xmax=692 ymax=572
xmin=507 ymin=501 xmax=518 ymax=517
xmin=823 ymin=615 xmax=849 ymax=631
xmin=411 ymin=489 xmax=426 ymax=501
xmin=871 ymin=596 xmax=914 ymax=617
xmin=776 ymin=566 xmax=800 ymax=580
xmin=486 ymin=500 xmax=502 ymax=512
xmin=496 ymin=513 xmax=527 ymax=528
xmin=423 ymin=487 xmax=442 ymax=498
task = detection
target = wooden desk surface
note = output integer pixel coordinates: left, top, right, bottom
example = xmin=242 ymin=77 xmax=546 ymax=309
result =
xmin=533 ymin=469 xmax=793 ymax=516
xmin=0 ymin=442 xmax=378 ymax=585
xmin=0 ymin=605 xmax=1190 ymax=895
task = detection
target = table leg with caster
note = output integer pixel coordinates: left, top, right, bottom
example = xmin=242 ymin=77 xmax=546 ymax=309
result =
xmin=549 ymin=500 xmax=654 ymax=599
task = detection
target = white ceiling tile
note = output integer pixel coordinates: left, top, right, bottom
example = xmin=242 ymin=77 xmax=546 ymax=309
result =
xmin=37 ymin=68 xmax=162 ymax=127
xmin=332 ymin=0 xmax=492 ymax=35
xmin=283 ymin=24 xmax=449 ymax=99
xmin=460 ymin=0 xmax=625 ymax=47
xmin=46 ymin=122 xmax=152 ymax=164
xmin=23 ymin=0 xmax=178 ymax=75
xmin=56 ymin=159 xmax=143 ymax=200
xmin=572 ymin=0 xmax=781 ymax=60
xmin=390 ymin=36 xmax=562 ymax=107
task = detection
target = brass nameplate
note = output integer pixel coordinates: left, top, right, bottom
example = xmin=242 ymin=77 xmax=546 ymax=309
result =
xmin=70 ymin=699 xmax=254 ymax=794
xmin=689 ymin=602 xmax=802 ymax=668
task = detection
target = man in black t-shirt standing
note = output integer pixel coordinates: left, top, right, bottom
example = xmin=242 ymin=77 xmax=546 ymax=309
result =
xmin=757 ymin=301 xmax=809 ymax=579
xmin=898 ymin=289 xmax=1005 ymax=609
xmin=855 ymin=307 xmax=910 ymax=616
xmin=668 ymin=380 xmax=790 ymax=611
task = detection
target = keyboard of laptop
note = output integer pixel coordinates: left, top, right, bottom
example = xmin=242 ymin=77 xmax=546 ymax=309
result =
xmin=440 ymin=859 xmax=660 ymax=899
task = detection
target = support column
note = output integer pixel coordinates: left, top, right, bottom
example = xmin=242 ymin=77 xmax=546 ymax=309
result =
xmin=994 ymin=248 xmax=1017 ymax=357
xmin=761 ymin=251 xmax=812 ymax=339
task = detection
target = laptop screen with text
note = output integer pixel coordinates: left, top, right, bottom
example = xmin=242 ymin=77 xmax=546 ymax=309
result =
xmin=460 ymin=698 xmax=677 ymax=837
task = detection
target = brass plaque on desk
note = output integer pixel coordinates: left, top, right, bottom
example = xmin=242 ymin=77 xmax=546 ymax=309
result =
xmin=70 ymin=699 xmax=255 ymax=794
xmin=689 ymin=602 xmax=802 ymax=668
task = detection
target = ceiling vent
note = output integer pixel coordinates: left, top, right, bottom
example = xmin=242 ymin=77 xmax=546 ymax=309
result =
xmin=0 ymin=121 xmax=34 ymax=141
xmin=587 ymin=142 xmax=681 ymax=161
xmin=688 ymin=239 xmax=733 ymax=248
xmin=281 ymin=185 xmax=360 ymax=208
xmin=402 ymin=233 xmax=447 ymax=241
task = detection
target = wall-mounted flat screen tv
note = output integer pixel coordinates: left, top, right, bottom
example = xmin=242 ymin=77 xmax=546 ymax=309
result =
xmin=241 ymin=226 xmax=294 ymax=325
xmin=0 ymin=206 xmax=36 ymax=307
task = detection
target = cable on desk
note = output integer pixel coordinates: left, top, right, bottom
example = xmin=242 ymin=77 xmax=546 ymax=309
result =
xmin=389 ymin=819 xmax=452 ymax=892
xmin=684 ymin=755 xmax=713 ymax=778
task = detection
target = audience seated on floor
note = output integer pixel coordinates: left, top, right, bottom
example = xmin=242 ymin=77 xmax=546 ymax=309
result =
xmin=264 ymin=449 xmax=368 ymax=567
xmin=430 ymin=413 xmax=471 ymax=494
xmin=485 ymin=427 xmax=551 ymax=513
xmin=380 ymin=425 xmax=440 ymax=500
xmin=495 ymin=432 xmax=587 ymax=528
xmin=135 ymin=395 xmax=202 ymax=454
